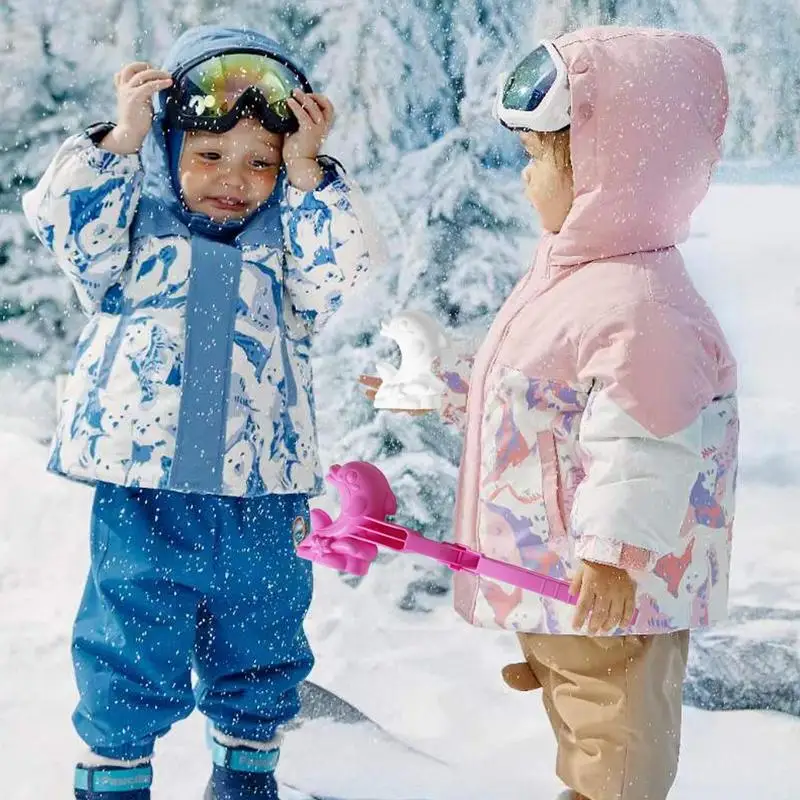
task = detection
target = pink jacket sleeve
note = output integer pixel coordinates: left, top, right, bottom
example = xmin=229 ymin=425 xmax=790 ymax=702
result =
xmin=571 ymin=300 xmax=717 ymax=569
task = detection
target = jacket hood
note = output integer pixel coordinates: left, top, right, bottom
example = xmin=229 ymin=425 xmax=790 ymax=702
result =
xmin=549 ymin=27 xmax=729 ymax=267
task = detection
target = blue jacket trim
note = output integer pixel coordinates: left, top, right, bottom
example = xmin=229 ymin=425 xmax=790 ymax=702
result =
xmin=170 ymin=238 xmax=241 ymax=493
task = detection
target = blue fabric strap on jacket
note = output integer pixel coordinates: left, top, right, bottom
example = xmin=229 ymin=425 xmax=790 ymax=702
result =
xmin=211 ymin=741 xmax=280 ymax=773
xmin=74 ymin=764 xmax=153 ymax=792
xmin=169 ymin=238 xmax=241 ymax=493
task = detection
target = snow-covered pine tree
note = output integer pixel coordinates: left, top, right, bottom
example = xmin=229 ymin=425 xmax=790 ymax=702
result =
xmin=530 ymin=0 xmax=683 ymax=39
xmin=160 ymin=0 xmax=309 ymax=62
xmin=308 ymin=0 xmax=538 ymax=610
xmin=406 ymin=0 xmax=535 ymax=327
xmin=291 ymin=0 xmax=453 ymax=174
xmin=721 ymin=0 xmax=800 ymax=160
xmin=0 ymin=1 xmax=127 ymax=389
xmin=288 ymin=0 xmax=457 ymax=610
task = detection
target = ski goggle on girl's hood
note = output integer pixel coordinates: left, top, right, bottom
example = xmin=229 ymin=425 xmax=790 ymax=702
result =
xmin=493 ymin=41 xmax=571 ymax=132
xmin=165 ymin=50 xmax=313 ymax=134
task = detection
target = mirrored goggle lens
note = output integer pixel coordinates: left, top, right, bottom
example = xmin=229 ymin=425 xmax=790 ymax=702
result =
xmin=502 ymin=45 xmax=558 ymax=112
xmin=177 ymin=53 xmax=306 ymax=122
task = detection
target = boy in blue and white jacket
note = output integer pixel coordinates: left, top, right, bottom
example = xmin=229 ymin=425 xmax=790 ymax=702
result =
xmin=23 ymin=25 xmax=382 ymax=800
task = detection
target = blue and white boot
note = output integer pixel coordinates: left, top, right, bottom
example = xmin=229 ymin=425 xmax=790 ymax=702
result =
xmin=74 ymin=760 xmax=153 ymax=799
xmin=204 ymin=734 xmax=281 ymax=800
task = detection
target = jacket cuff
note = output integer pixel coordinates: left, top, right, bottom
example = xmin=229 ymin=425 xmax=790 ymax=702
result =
xmin=74 ymin=130 xmax=142 ymax=174
xmin=85 ymin=121 xmax=116 ymax=145
xmin=575 ymin=535 xmax=660 ymax=572
xmin=284 ymin=156 xmax=346 ymax=203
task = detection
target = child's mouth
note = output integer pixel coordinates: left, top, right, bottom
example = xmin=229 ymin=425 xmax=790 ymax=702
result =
xmin=206 ymin=196 xmax=249 ymax=214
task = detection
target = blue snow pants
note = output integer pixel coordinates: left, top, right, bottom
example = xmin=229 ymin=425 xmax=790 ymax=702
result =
xmin=71 ymin=482 xmax=314 ymax=761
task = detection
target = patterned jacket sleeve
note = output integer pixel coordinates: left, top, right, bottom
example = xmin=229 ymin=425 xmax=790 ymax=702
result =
xmin=571 ymin=300 xmax=715 ymax=571
xmin=280 ymin=157 xmax=385 ymax=334
xmin=434 ymin=344 xmax=475 ymax=431
xmin=22 ymin=132 xmax=143 ymax=315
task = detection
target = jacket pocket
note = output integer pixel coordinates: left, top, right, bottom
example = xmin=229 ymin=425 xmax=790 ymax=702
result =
xmin=536 ymin=429 xmax=569 ymax=546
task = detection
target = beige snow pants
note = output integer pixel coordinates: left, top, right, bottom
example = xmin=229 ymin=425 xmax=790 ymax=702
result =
xmin=503 ymin=632 xmax=690 ymax=800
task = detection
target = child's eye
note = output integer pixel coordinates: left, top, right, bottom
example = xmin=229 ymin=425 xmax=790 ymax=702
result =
xmin=198 ymin=151 xmax=221 ymax=161
xmin=251 ymin=159 xmax=278 ymax=170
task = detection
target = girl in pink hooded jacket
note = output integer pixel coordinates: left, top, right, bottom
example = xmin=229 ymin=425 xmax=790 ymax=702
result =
xmin=367 ymin=25 xmax=737 ymax=800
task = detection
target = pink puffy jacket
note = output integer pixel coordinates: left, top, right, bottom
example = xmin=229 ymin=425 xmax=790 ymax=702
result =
xmin=440 ymin=27 xmax=738 ymax=635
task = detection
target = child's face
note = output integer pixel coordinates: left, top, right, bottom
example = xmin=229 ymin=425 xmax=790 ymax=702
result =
xmin=178 ymin=117 xmax=283 ymax=222
xmin=519 ymin=131 xmax=574 ymax=234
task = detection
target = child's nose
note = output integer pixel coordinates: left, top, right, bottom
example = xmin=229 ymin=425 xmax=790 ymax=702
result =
xmin=220 ymin=160 xmax=247 ymax=187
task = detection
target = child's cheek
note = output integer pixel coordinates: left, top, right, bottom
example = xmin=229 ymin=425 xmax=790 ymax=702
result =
xmin=251 ymin=168 xmax=281 ymax=198
xmin=523 ymin=175 xmax=541 ymax=210
xmin=179 ymin=166 xmax=212 ymax=210
xmin=182 ymin=157 xmax=223 ymax=191
xmin=522 ymin=165 xmax=540 ymax=204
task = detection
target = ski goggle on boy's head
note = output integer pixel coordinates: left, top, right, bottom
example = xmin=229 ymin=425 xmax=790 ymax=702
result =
xmin=493 ymin=41 xmax=571 ymax=133
xmin=166 ymin=51 xmax=313 ymax=135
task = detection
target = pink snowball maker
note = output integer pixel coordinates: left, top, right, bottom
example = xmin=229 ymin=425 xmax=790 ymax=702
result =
xmin=297 ymin=462 xmax=639 ymax=622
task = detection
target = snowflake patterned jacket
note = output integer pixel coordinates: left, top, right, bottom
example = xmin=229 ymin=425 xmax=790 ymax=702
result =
xmin=23 ymin=26 xmax=382 ymax=498
xmin=442 ymin=27 xmax=739 ymax=635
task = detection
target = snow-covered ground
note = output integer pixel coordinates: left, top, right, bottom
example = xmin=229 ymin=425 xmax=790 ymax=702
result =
xmin=2 ymin=181 xmax=799 ymax=798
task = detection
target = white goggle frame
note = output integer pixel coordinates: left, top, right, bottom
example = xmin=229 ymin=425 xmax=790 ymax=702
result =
xmin=493 ymin=40 xmax=571 ymax=132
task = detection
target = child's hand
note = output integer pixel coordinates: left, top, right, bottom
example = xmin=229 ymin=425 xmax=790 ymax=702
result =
xmin=103 ymin=63 xmax=173 ymax=155
xmin=358 ymin=375 xmax=430 ymax=417
xmin=570 ymin=560 xmax=637 ymax=634
xmin=283 ymin=92 xmax=335 ymax=191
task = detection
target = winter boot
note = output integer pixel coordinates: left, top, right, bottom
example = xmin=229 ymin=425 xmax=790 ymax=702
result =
xmin=204 ymin=740 xmax=280 ymax=800
xmin=74 ymin=763 xmax=152 ymax=799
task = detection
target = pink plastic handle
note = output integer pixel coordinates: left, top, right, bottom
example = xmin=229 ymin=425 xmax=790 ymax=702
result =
xmin=354 ymin=517 xmax=590 ymax=609
xmin=297 ymin=462 xmax=638 ymax=623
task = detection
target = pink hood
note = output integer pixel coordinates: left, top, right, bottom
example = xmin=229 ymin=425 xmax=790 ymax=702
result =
xmin=550 ymin=27 xmax=729 ymax=267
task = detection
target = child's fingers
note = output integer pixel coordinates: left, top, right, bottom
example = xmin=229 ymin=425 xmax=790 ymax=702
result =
xmin=620 ymin=598 xmax=632 ymax=629
xmin=130 ymin=79 xmax=173 ymax=99
xmin=357 ymin=375 xmax=431 ymax=415
xmin=587 ymin=596 xmax=611 ymax=634
xmin=286 ymin=96 xmax=314 ymax=128
xmin=128 ymin=69 xmax=173 ymax=88
xmin=572 ymin=582 xmax=593 ymax=630
xmin=119 ymin=62 xmax=152 ymax=84
xmin=132 ymin=79 xmax=173 ymax=100
xmin=620 ymin=594 xmax=636 ymax=628
xmin=310 ymin=94 xmax=335 ymax=124
xmin=604 ymin=596 xmax=626 ymax=632
xmin=292 ymin=91 xmax=324 ymax=125
xmin=569 ymin=565 xmax=584 ymax=598
xmin=358 ymin=375 xmax=382 ymax=389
